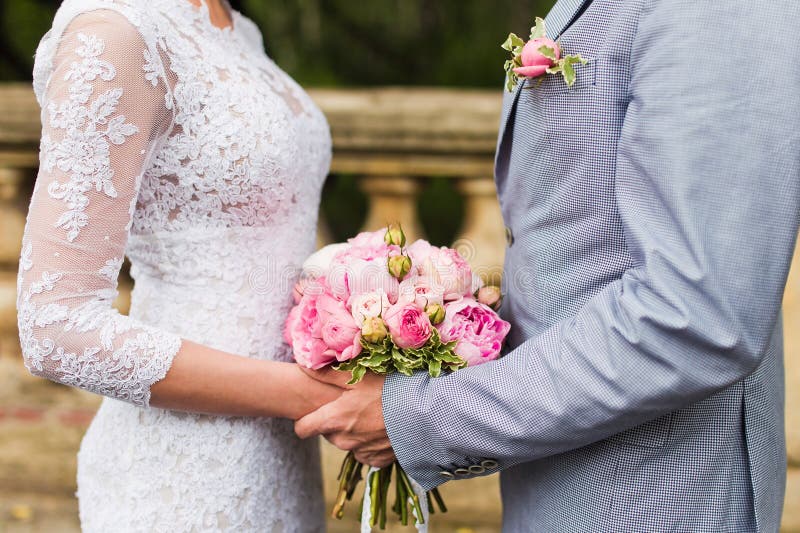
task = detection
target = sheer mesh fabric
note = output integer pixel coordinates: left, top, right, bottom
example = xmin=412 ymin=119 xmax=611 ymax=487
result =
xmin=18 ymin=10 xmax=181 ymax=407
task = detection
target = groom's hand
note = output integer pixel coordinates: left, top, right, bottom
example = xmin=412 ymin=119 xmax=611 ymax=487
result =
xmin=294 ymin=368 xmax=396 ymax=468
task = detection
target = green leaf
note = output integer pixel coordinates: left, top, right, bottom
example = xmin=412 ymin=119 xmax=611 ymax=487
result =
xmin=544 ymin=54 xmax=588 ymax=88
xmin=347 ymin=365 xmax=367 ymax=385
xmin=561 ymin=55 xmax=587 ymax=87
xmin=428 ymin=359 xmax=442 ymax=378
xmin=538 ymin=45 xmax=556 ymax=61
xmin=505 ymin=73 xmax=517 ymax=93
xmin=562 ymin=53 xmax=588 ymax=67
xmin=562 ymin=61 xmax=575 ymax=86
xmin=530 ymin=17 xmax=547 ymax=40
xmin=501 ymin=32 xmax=524 ymax=51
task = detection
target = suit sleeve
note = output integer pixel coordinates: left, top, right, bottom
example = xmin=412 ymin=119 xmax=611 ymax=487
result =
xmin=382 ymin=0 xmax=800 ymax=490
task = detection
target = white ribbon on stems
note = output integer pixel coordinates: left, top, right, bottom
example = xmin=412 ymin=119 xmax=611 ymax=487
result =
xmin=360 ymin=466 xmax=429 ymax=533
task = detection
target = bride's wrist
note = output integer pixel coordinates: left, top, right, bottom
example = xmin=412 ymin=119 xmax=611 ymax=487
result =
xmin=262 ymin=362 xmax=309 ymax=420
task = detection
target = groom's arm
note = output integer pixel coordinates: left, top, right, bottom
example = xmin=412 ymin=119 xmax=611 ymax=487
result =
xmin=384 ymin=0 xmax=800 ymax=490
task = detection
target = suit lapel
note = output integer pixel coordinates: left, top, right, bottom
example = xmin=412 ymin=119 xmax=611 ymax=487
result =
xmin=495 ymin=0 xmax=593 ymax=173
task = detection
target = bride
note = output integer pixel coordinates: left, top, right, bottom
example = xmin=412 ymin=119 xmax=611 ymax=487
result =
xmin=16 ymin=0 xmax=338 ymax=530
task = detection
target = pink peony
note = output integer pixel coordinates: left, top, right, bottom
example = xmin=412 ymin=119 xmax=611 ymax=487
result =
xmin=397 ymin=273 xmax=444 ymax=309
xmin=418 ymin=247 xmax=481 ymax=301
xmin=437 ymin=298 xmax=510 ymax=366
xmin=327 ymin=258 xmax=400 ymax=303
xmin=513 ymin=37 xmax=560 ymax=78
xmin=384 ymin=302 xmax=433 ymax=349
xmin=283 ymin=289 xmax=337 ymax=370
xmin=316 ymin=293 xmax=363 ymax=362
xmin=405 ymin=239 xmax=435 ymax=269
xmin=334 ymin=230 xmax=400 ymax=264
xmin=301 ymin=242 xmax=350 ymax=278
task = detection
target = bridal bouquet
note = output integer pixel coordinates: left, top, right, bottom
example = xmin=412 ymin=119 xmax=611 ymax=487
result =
xmin=284 ymin=224 xmax=510 ymax=530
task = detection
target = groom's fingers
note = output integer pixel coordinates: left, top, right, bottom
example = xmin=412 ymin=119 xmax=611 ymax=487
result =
xmin=295 ymin=401 xmax=340 ymax=439
xmin=355 ymin=449 xmax=395 ymax=468
xmin=300 ymin=366 xmax=353 ymax=389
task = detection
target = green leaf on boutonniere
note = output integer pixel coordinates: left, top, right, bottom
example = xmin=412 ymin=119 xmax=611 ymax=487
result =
xmin=530 ymin=17 xmax=547 ymax=40
xmin=501 ymin=32 xmax=525 ymax=52
xmin=538 ymin=44 xmax=557 ymax=61
xmin=546 ymin=54 xmax=588 ymax=87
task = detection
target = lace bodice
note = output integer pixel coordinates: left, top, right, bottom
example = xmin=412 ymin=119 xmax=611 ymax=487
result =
xmin=17 ymin=0 xmax=332 ymax=407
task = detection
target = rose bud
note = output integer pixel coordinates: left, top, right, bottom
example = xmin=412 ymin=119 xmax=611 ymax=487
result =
xmin=513 ymin=37 xmax=560 ymax=79
xmin=361 ymin=316 xmax=389 ymax=344
xmin=425 ymin=303 xmax=446 ymax=325
xmin=476 ymin=285 xmax=503 ymax=311
xmin=387 ymin=254 xmax=412 ymax=280
xmin=383 ymin=223 xmax=407 ymax=247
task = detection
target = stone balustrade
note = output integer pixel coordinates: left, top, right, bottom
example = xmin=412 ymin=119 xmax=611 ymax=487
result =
xmin=0 ymin=83 xmax=797 ymax=531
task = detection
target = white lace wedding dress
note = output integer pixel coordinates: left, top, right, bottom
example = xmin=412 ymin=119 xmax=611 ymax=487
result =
xmin=16 ymin=1 xmax=331 ymax=530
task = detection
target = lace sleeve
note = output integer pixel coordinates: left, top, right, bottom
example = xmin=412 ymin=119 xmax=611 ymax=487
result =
xmin=17 ymin=10 xmax=181 ymax=407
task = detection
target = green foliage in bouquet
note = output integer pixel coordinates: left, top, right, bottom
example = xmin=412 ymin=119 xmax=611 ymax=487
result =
xmin=337 ymin=328 xmax=466 ymax=384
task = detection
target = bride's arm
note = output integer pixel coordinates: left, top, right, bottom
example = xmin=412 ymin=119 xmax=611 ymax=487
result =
xmin=18 ymin=10 xmax=337 ymax=420
xmin=150 ymin=343 xmax=340 ymax=420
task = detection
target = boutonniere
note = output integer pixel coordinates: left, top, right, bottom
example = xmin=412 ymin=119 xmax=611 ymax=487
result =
xmin=501 ymin=17 xmax=588 ymax=92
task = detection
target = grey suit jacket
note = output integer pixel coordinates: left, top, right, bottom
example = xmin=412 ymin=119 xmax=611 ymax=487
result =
xmin=383 ymin=0 xmax=800 ymax=531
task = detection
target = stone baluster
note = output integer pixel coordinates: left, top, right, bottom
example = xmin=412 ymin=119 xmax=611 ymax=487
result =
xmin=453 ymin=177 xmax=505 ymax=286
xmin=783 ymin=243 xmax=800 ymax=531
xmin=359 ymin=176 xmax=424 ymax=242
xmin=0 ymin=167 xmax=27 ymax=359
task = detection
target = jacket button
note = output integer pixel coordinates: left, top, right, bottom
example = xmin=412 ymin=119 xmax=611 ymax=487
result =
xmin=505 ymin=226 xmax=514 ymax=247
xmin=438 ymin=470 xmax=455 ymax=479
xmin=480 ymin=459 xmax=499 ymax=469
xmin=454 ymin=468 xmax=471 ymax=477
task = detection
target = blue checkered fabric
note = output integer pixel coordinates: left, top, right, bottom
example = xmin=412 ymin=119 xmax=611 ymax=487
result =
xmin=383 ymin=0 xmax=800 ymax=531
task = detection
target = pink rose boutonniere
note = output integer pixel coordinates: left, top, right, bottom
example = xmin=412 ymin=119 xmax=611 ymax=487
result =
xmin=502 ymin=16 xmax=588 ymax=92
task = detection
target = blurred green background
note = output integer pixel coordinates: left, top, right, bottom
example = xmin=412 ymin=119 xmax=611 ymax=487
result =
xmin=0 ymin=0 xmax=556 ymax=246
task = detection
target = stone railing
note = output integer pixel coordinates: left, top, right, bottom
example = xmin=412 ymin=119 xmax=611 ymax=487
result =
xmin=0 ymin=83 xmax=798 ymax=531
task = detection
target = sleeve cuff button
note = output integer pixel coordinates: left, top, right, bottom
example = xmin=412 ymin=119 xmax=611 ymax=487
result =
xmin=480 ymin=459 xmax=499 ymax=469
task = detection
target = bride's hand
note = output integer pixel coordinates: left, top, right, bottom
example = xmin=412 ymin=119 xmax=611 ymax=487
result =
xmin=282 ymin=363 xmax=346 ymax=421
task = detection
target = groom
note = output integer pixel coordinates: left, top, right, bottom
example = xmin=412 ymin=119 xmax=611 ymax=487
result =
xmin=296 ymin=0 xmax=800 ymax=530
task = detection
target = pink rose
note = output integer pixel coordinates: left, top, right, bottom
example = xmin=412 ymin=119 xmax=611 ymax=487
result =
xmin=384 ymin=302 xmax=433 ymax=349
xmin=348 ymin=289 xmax=391 ymax=324
xmin=437 ymin=298 xmax=510 ymax=366
xmin=316 ymin=293 xmax=363 ymax=362
xmin=513 ymin=37 xmax=560 ymax=78
xmin=283 ymin=289 xmax=337 ymax=370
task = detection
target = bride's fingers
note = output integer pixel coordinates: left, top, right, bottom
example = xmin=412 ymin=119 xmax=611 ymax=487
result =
xmin=299 ymin=366 xmax=352 ymax=389
xmin=294 ymin=400 xmax=339 ymax=439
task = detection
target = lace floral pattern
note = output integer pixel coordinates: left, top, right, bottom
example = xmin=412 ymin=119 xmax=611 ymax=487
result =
xmin=42 ymin=32 xmax=139 ymax=242
xmin=20 ymin=0 xmax=331 ymax=530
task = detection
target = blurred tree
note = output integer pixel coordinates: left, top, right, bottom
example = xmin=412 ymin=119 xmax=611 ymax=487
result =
xmin=2 ymin=0 xmax=556 ymax=86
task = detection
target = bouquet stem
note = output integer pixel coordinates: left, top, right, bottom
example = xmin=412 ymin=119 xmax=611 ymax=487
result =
xmin=333 ymin=451 xmax=446 ymax=528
